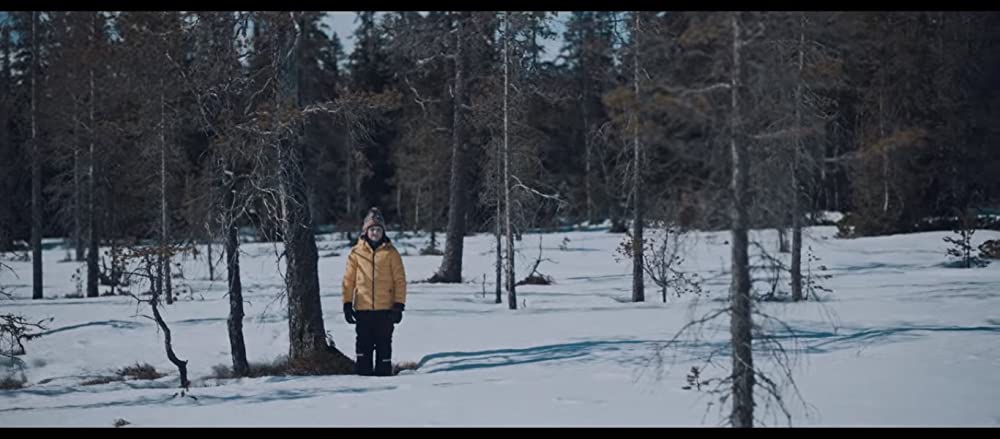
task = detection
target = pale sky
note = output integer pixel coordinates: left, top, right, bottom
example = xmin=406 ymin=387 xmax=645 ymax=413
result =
xmin=320 ymin=11 xmax=567 ymax=63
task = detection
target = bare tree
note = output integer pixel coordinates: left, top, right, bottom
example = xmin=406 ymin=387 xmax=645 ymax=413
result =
xmin=502 ymin=12 xmax=517 ymax=309
xmin=123 ymin=248 xmax=191 ymax=395
xmin=493 ymin=13 xmax=506 ymax=304
xmin=224 ymin=168 xmax=248 ymax=376
xmin=429 ymin=12 xmax=471 ymax=284
xmin=790 ymin=12 xmax=805 ymax=301
xmin=728 ymin=12 xmax=753 ymax=428
xmin=201 ymin=12 xmax=251 ymax=376
xmin=180 ymin=11 xmax=259 ymax=377
xmin=616 ymin=222 xmax=703 ymax=303
xmin=629 ymin=11 xmax=645 ymax=303
xmin=0 ymin=23 xmax=13 ymax=253
xmin=267 ymin=12 xmax=352 ymax=371
xmin=158 ymin=71 xmax=172 ymax=305
xmin=276 ymin=12 xmax=325 ymax=364
xmin=86 ymin=12 xmax=100 ymax=298
xmin=29 ymin=11 xmax=42 ymax=300
xmin=475 ymin=11 xmax=563 ymax=309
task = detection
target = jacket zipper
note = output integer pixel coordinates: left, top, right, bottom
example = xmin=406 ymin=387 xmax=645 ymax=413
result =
xmin=371 ymin=243 xmax=377 ymax=311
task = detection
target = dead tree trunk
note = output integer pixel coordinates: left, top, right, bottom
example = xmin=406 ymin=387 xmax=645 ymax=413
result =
xmin=430 ymin=12 xmax=469 ymax=283
xmin=205 ymin=218 xmax=215 ymax=282
xmin=582 ymin=46 xmax=593 ymax=225
xmin=584 ymin=111 xmax=592 ymax=224
xmin=413 ymin=186 xmax=421 ymax=232
xmin=0 ymin=26 xmax=11 ymax=252
xmin=30 ymin=11 xmax=43 ymax=300
xmin=148 ymin=284 xmax=189 ymax=390
xmin=729 ymin=12 xmax=754 ymax=428
xmin=503 ymin=11 xmax=517 ymax=310
xmin=630 ymin=11 xmax=644 ymax=303
xmin=790 ymin=12 xmax=805 ymax=302
xmin=225 ymin=173 xmax=248 ymax=377
xmin=495 ymin=99 xmax=503 ymax=305
xmin=495 ymin=18 xmax=505 ymax=306
xmin=73 ymin=103 xmax=84 ymax=262
xmin=159 ymin=80 xmax=173 ymax=305
xmin=86 ymin=14 xmax=99 ymax=299
xmin=495 ymin=214 xmax=502 ymax=303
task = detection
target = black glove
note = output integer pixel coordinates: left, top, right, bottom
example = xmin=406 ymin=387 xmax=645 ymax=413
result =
xmin=344 ymin=302 xmax=356 ymax=324
xmin=390 ymin=302 xmax=405 ymax=324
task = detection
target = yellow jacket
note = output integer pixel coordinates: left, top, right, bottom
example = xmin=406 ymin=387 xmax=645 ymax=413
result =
xmin=342 ymin=237 xmax=407 ymax=311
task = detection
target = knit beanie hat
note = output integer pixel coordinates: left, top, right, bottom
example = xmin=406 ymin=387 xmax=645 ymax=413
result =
xmin=362 ymin=207 xmax=386 ymax=232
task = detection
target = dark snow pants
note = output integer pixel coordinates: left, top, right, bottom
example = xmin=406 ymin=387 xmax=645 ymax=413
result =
xmin=354 ymin=311 xmax=395 ymax=376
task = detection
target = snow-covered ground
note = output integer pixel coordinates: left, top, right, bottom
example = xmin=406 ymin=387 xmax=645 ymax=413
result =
xmin=1 ymin=226 xmax=999 ymax=427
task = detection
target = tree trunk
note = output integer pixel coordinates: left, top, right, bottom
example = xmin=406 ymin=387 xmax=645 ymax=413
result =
xmin=225 ymin=176 xmax=248 ymax=377
xmin=74 ymin=104 xmax=84 ymax=262
xmin=414 ymin=186 xmax=421 ymax=232
xmin=345 ymin=134 xmax=353 ymax=220
xmin=149 ymin=283 xmax=189 ymax=390
xmin=790 ymin=12 xmax=805 ymax=302
xmin=495 ymin=215 xmax=502 ymax=303
xmin=278 ymin=14 xmax=340 ymax=369
xmin=0 ymin=25 xmax=10 ymax=252
xmin=582 ymin=72 xmax=593 ymax=224
xmin=159 ymin=83 xmax=172 ymax=304
xmin=631 ymin=11 xmax=644 ymax=303
xmin=879 ymin=92 xmax=888 ymax=214
xmin=496 ymin=17 xmax=505 ymax=306
xmin=284 ymin=147 xmax=329 ymax=364
xmin=503 ymin=12 xmax=517 ymax=310
xmin=206 ymin=219 xmax=215 ymax=282
xmin=777 ymin=227 xmax=789 ymax=253
xmin=86 ymin=15 xmax=99 ymax=299
xmin=495 ymin=62 xmax=503 ymax=306
xmin=30 ymin=11 xmax=43 ymax=300
xmin=395 ymin=186 xmax=402 ymax=230
xmin=729 ymin=12 xmax=754 ymax=428
xmin=431 ymin=12 xmax=469 ymax=283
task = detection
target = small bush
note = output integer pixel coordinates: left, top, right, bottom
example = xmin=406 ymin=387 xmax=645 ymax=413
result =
xmin=943 ymin=210 xmax=989 ymax=268
xmin=113 ymin=418 xmax=131 ymax=428
xmin=515 ymin=273 xmax=554 ymax=286
xmin=834 ymin=213 xmax=856 ymax=238
xmin=116 ymin=362 xmax=164 ymax=381
xmin=0 ymin=372 xmax=26 ymax=390
xmin=211 ymin=356 xmax=298 ymax=379
xmin=979 ymin=239 xmax=1000 ymax=260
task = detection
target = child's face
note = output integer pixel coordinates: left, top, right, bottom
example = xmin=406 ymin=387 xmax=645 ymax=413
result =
xmin=367 ymin=226 xmax=384 ymax=241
